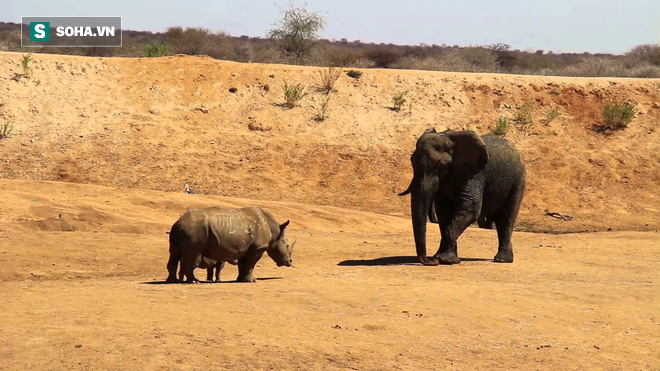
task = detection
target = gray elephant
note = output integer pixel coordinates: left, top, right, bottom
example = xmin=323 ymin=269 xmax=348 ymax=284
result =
xmin=166 ymin=206 xmax=295 ymax=283
xmin=399 ymin=129 xmax=526 ymax=265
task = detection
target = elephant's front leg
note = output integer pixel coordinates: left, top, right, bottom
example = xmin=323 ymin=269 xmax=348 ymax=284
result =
xmin=434 ymin=201 xmax=479 ymax=264
xmin=236 ymin=249 xmax=265 ymax=283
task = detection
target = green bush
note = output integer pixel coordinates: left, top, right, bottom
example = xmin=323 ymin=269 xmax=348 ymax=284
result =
xmin=144 ymin=41 xmax=169 ymax=57
xmin=318 ymin=66 xmax=342 ymax=93
xmin=514 ymin=100 xmax=535 ymax=130
xmin=543 ymin=107 xmax=559 ymax=125
xmin=391 ymin=91 xmax=408 ymax=112
xmin=492 ymin=116 xmax=510 ymax=136
xmin=599 ymin=100 xmax=637 ymax=132
xmin=1 ymin=116 xmax=14 ymax=139
xmin=165 ymin=27 xmax=234 ymax=59
xmin=319 ymin=46 xmax=364 ymax=67
xmin=21 ymin=54 xmax=33 ymax=77
xmin=316 ymin=94 xmax=331 ymax=121
xmin=282 ymin=80 xmax=307 ymax=108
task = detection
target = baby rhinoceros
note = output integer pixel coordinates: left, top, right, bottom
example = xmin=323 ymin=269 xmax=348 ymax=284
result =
xmin=166 ymin=206 xmax=295 ymax=283
xmin=178 ymin=257 xmax=233 ymax=283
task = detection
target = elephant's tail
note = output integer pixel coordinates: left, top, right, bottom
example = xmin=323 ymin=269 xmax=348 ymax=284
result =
xmin=166 ymin=221 xmax=182 ymax=283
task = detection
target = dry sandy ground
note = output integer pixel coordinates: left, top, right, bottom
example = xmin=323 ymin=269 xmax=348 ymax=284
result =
xmin=0 ymin=180 xmax=658 ymax=370
xmin=0 ymin=52 xmax=659 ymax=369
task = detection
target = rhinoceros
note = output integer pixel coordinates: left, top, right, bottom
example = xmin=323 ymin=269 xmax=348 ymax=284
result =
xmin=178 ymin=257 xmax=239 ymax=282
xmin=166 ymin=206 xmax=295 ymax=283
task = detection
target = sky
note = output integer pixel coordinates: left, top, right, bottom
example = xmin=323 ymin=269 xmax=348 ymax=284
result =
xmin=2 ymin=0 xmax=658 ymax=54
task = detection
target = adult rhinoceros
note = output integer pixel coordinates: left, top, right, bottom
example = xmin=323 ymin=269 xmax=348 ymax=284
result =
xmin=166 ymin=206 xmax=295 ymax=283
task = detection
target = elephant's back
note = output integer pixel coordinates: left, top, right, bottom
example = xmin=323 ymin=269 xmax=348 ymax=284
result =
xmin=481 ymin=134 xmax=526 ymax=178
xmin=479 ymin=134 xmax=526 ymax=211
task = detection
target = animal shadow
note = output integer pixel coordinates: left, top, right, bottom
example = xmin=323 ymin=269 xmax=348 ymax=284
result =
xmin=338 ymin=256 xmax=492 ymax=266
xmin=140 ymin=277 xmax=282 ymax=284
xmin=338 ymin=256 xmax=419 ymax=266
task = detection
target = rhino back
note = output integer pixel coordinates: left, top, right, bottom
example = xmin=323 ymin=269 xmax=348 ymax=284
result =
xmin=238 ymin=207 xmax=276 ymax=246
xmin=205 ymin=210 xmax=258 ymax=261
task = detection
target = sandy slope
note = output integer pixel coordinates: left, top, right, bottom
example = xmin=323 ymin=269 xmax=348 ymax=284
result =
xmin=1 ymin=52 xmax=659 ymax=232
xmin=0 ymin=52 xmax=659 ymax=369
xmin=0 ymin=180 xmax=658 ymax=370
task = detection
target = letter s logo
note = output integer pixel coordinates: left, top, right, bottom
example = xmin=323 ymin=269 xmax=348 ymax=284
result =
xmin=35 ymin=24 xmax=45 ymax=39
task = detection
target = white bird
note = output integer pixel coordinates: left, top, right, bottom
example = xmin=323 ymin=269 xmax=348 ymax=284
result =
xmin=184 ymin=183 xmax=196 ymax=194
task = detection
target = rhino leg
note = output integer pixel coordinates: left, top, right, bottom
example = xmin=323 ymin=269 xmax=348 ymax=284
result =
xmin=236 ymin=250 xmax=264 ymax=283
xmin=180 ymin=252 xmax=201 ymax=283
xmin=215 ymin=261 xmax=225 ymax=282
xmin=166 ymin=250 xmax=181 ymax=283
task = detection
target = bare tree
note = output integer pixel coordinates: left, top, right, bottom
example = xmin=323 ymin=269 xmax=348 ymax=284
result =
xmin=267 ymin=2 xmax=326 ymax=61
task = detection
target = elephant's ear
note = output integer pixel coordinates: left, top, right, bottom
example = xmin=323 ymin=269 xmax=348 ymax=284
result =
xmin=422 ymin=127 xmax=437 ymax=135
xmin=446 ymin=131 xmax=488 ymax=178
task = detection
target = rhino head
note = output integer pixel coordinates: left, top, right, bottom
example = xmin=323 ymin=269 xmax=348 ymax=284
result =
xmin=267 ymin=220 xmax=296 ymax=267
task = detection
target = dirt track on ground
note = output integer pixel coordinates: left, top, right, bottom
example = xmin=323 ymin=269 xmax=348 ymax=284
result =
xmin=0 ymin=52 xmax=658 ymax=369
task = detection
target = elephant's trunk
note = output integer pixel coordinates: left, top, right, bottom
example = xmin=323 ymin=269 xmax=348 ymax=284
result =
xmin=411 ymin=178 xmax=439 ymax=266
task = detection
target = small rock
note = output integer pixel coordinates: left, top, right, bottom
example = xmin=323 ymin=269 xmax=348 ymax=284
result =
xmin=269 ymin=74 xmax=275 ymax=78
xmin=29 ymin=139 xmax=35 ymax=143
xmin=652 ymin=102 xmax=660 ymax=109
xmin=228 ymin=87 xmax=238 ymax=93
xmin=248 ymin=122 xmax=272 ymax=132
xmin=149 ymin=107 xmax=160 ymax=115
xmin=231 ymin=73 xmax=237 ymax=77
xmin=210 ymin=140 xmax=215 ymax=144
xmin=75 ymin=344 xmax=82 ymax=348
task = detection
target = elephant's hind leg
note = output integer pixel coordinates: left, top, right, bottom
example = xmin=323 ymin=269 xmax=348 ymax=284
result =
xmin=493 ymin=182 xmax=524 ymax=263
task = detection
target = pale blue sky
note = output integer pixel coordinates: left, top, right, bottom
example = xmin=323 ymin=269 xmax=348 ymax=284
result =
xmin=2 ymin=0 xmax=658 ymax=54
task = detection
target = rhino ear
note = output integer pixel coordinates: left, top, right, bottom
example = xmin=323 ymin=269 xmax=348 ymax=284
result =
xmin=277 ymin=220 xmax=290 ymax=240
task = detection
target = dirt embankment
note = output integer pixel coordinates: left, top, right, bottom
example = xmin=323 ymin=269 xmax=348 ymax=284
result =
xmin=1 ymin=52 xmax=659 ymax=232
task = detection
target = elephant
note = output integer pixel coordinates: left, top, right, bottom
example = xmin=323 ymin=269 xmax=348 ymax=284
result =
xmin=399 ymin=129 xmax=526 ymax=265
xmin=166 ymin=206 xmax=295 ymax=283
